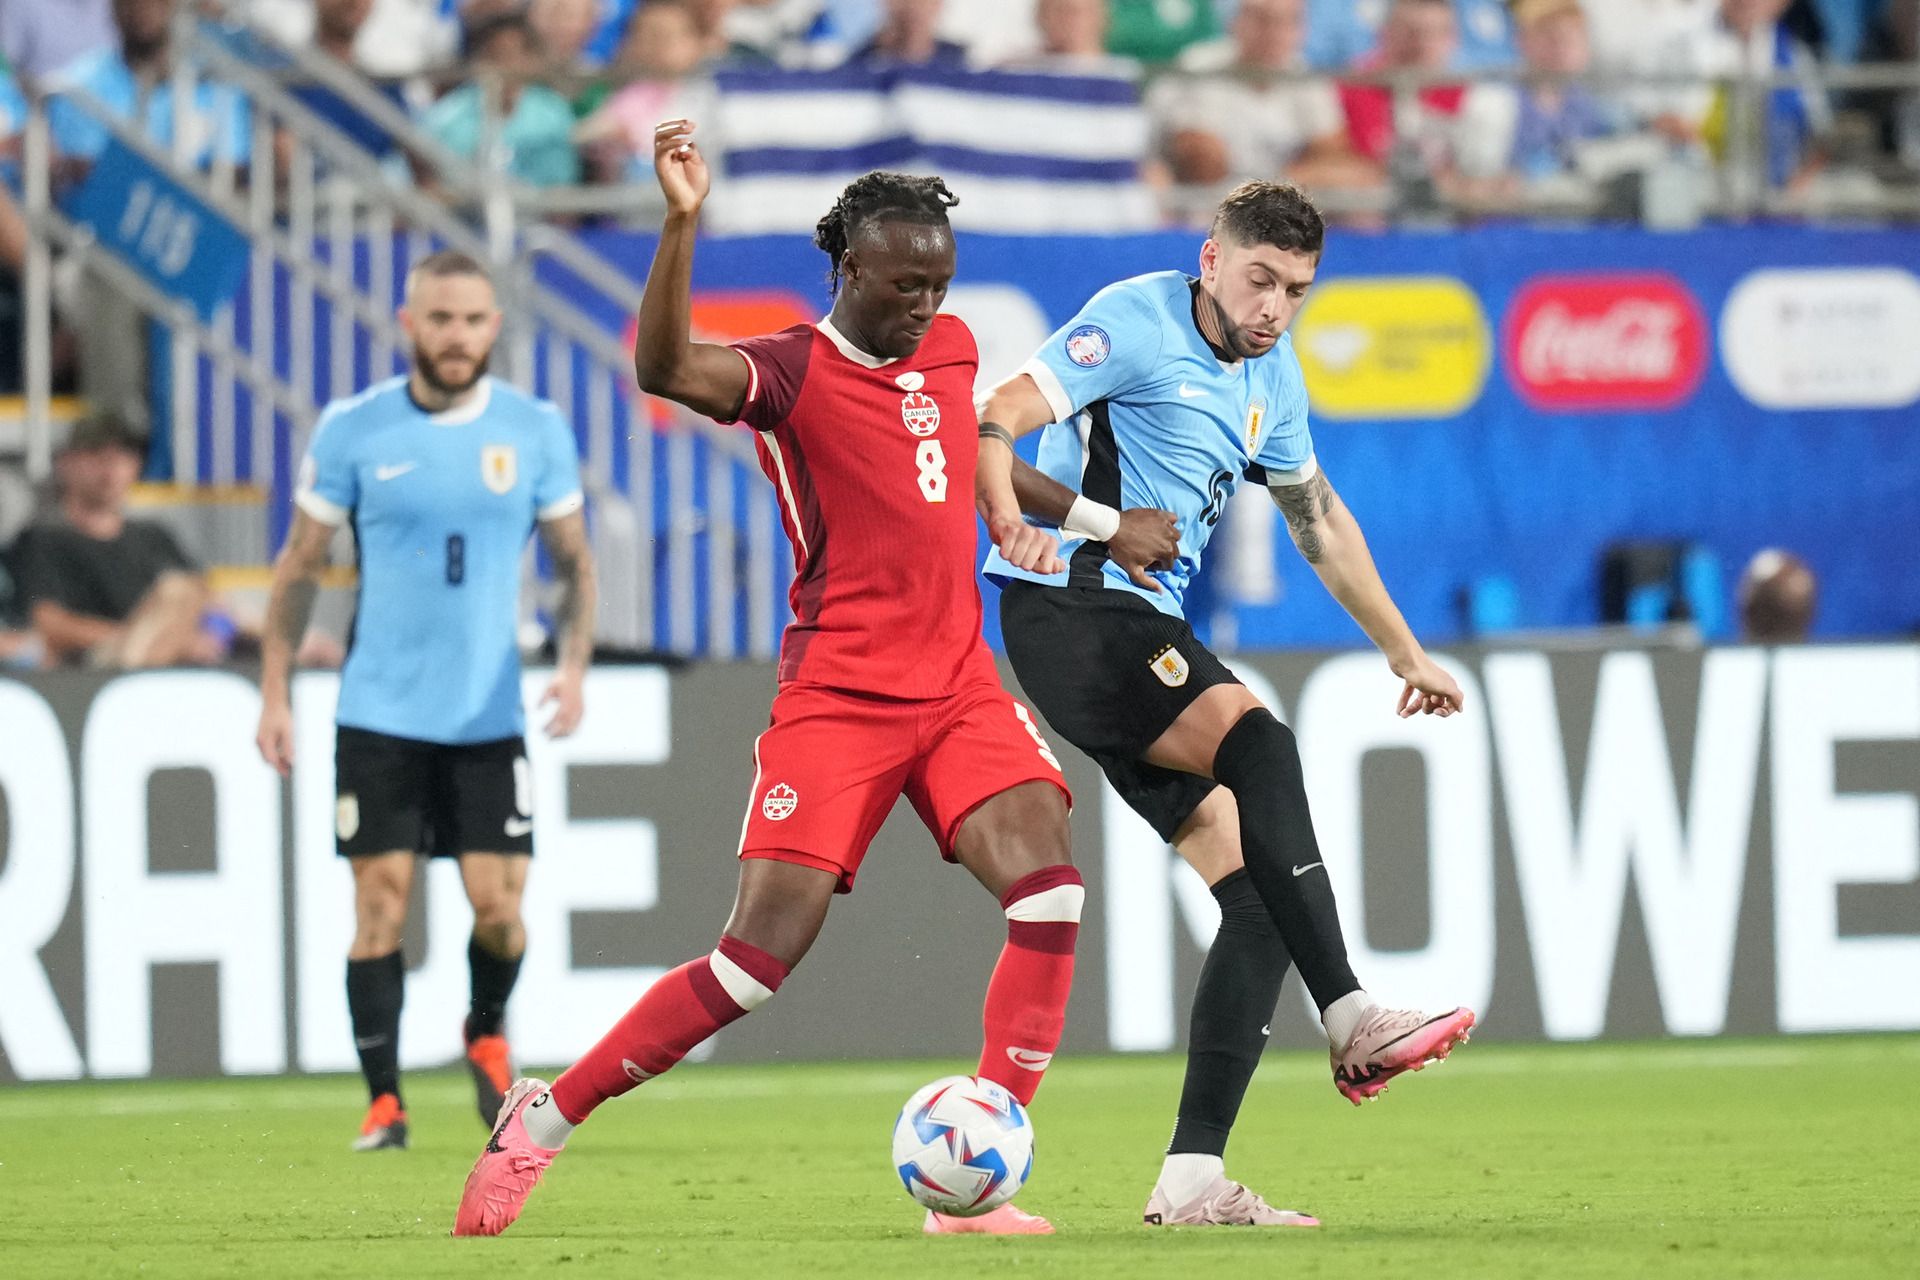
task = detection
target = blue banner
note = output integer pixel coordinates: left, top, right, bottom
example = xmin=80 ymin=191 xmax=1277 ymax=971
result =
xmin=546 ymin=225 xmax=1920 ymax=647
xmin=64 ymin=138 xmax=250 ymax=323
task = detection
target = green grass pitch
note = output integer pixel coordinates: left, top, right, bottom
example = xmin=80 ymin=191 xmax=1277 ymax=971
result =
xmin=5 ymin=1036 xmax=1915 ymax=1278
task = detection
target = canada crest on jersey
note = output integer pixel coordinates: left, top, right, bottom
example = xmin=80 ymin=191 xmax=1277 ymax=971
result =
xmin=900 ymin=390 xmax=941 ymax=437
xmin=481 ymin=444 xmax=517 ymax=494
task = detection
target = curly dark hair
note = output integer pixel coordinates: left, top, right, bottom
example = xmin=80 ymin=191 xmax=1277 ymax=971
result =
xmin=1211 ymin=181 xmax=1325 ymax=258
xmin=812 ymin=172 xmax=960 ymax=297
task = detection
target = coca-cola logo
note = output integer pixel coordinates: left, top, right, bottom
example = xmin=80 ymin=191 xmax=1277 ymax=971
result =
xmin=1503 ymin=274 xmax=1707 ymax=411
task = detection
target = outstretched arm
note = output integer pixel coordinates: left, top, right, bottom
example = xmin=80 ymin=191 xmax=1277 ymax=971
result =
xmin=1273 ymin=467 xmax=1464 ymax=718
xmin=632 ymin=119 xmax=751 ymax=420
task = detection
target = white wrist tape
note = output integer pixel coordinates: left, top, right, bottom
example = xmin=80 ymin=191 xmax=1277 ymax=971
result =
xmin=1062 ymin=496 xmax=1121 ymax=543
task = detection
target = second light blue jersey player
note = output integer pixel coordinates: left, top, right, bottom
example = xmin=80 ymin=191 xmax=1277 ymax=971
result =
xmin=295 ymin=375 xmax=584 ymax=743
xmin=982 ymin=269 xmax=1316 ymax=616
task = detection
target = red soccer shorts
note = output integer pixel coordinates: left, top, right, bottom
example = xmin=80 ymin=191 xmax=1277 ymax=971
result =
xmin=736 ymin=678 xmax=1073 ymax=893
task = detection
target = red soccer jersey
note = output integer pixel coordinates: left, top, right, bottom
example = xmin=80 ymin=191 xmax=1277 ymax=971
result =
xmin=725 ymin=313 xmax=998 ymax=699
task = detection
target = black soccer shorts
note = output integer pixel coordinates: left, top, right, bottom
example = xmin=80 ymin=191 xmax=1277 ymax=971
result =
xmin=999 ymin=580 xmax=1236 ymax=842
xmin=333 ymin=727 xmax=534 ymax=858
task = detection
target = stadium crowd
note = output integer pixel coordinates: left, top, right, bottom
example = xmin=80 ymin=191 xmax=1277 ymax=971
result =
xmin=2 ymin=0 xmax=1918 ymax=220
xmin=2 ymin=0 xmax=1918 ymax=400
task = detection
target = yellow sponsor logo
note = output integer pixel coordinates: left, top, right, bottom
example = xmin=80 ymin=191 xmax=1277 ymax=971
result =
xmin=1292 ymin=277 xmax=1491 ymax=419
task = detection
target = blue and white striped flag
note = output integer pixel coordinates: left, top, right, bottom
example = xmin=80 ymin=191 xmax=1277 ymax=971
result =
xmin=706 ymin=66 xmax=1155 ymax=234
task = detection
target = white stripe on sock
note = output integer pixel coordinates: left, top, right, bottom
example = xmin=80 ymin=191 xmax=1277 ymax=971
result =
xmin=1004 ymin=883 xmax=1084 ymax=923
xmin=708 ymin=949 xmax=776 ymax=1011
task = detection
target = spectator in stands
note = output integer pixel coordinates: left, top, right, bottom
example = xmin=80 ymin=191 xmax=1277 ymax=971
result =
xmin=673 ymin=0 xmax=787 ymax=65
xmin=1737 ymin=548 xmax=1818 ymax=641
xmin=530 ymin=0 xmax=612 ymax=118
xmin=44 ymin=0 xmax=257 ymax=444
xmin=10 ymin=412 xmax=226 ymax=668
xmin=1695 ymin=0 xmax=1832 ymax=190
xmin=1104 ymin=0 xmax=1219 ymax=64
xmin=1453 ymin=0 xmax=1634 ymax=194
xmin=1003 ymin=0 xmax=1138 ymax=74
xmin=1577 ymin=0 xmax=1716 ymax=140
xmin=287 ymin=0 xmax=412 ymax=160
xmin=425 ymin=11 xmax=582 ymax=187
xmin=844 ymin=0 xmax=967 ymax=66
xmin=1306 ymin=0 xmax=1513 ymax=68
xmin=0 ymin=0 xmax=115 ymax=82
xmin=0 ymin=549 xmax=44 ymax=667
xmin=248 ymin=0 xmax=460 ymax=77
xmin=577 ymin=2 xmax=716 ymax=181
xmin=46 ymin=0 xmax=253 ymax=171
xmin=10 ymin=412 xmax=345 ymax=668
xmin=1147 ymin=0 xmax=1382 ymax=218
xmin=532 ymin=0 xmax=606 ymax=72
xmin=1787 ymin=0 xmax=1890 ymax=62
xmin=1338 ymin=0 xmax=1472 ymax=173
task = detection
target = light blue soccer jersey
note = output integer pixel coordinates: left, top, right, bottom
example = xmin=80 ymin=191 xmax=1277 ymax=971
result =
xmin=983 ymin=271 xmax=1316 ymax=618
xmin=295 ymin=376 xmax=584 ymax=744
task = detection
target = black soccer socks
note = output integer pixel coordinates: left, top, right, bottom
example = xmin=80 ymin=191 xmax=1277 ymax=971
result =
xmin=1210 ymin=709 xmax=1360 ymax=1011
xmin=466 ymin=935 xmax=525 ymax=1040
xmin=1168 ymin=870 xmax=1290 ymax=1158
xmin=346 ymin=950 xmax=406 ymax=1103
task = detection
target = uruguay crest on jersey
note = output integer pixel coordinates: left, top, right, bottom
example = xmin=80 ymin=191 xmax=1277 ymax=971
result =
xmin=482 ymin=444 xmax=517 ymax=494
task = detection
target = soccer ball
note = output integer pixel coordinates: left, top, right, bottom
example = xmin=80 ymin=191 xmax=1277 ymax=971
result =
xmin=890 ymin=1075 xmax=1035 ymax=1216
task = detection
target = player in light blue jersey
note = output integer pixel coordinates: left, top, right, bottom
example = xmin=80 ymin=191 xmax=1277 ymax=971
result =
xmin=976 ymin=182 xmax=1474 ymax=1227
xmin=254 ymin=250 xmax=599 ymax=1152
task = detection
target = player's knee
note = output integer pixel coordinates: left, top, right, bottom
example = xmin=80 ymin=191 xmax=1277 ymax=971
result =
xmin=1002 ymin=864 xmax=1084 ymax=927
xmin=470 ymin=907 xmax=522 ymax=953
xmin=1211 ymin=708 xmax=1302 ymax=786
xmin=352 ymin=912 xmax=404 ymax=955
xmin=709 ymin=935 xmax=790 ymax=1013
xmin=964 ymin=780 xmax=1073 ymax=877
xmin=468 ymin=890 xmax=522 ymax=935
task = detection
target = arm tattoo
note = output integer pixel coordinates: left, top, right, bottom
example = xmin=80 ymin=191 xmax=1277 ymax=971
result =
xmin=543 ymin=517 xmax=598 ymax=672
xmin=1275 ymin=471 xmax=1334 ymax=564
xmin=979 ymin=420 xmax=1015 ymax=450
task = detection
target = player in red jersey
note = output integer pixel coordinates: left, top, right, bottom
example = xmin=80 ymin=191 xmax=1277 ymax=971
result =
xmin=454 ymin=120 xmax=1081 ymax=1239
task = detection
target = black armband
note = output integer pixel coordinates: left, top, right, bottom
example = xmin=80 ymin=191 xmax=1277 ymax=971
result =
xmin=979 ymin=420 xmax=1015 ymax=450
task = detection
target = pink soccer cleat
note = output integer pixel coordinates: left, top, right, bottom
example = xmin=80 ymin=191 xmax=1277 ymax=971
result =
xmin=923 ymin=1203 xmax=1055 ymax=1235
xmin=1144 ymin=1175 xmax=1320 ymax=1227
xmin=1332 ymin=1005 xmax=1475 ymax=1104
xmin=452 ymin=1077 xmax=560 ymax=1237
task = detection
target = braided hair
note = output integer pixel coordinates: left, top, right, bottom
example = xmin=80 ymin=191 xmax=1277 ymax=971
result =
xmin=812 ymin=172 xmax=959 ymax=297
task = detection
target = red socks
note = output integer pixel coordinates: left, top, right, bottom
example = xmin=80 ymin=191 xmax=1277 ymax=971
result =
xmin=976 ymin=865 xmax=1084 ymax=1105
xmin=545 ymin=866 xmax=1083 ymax=1125
xmin=549 ymin=935 xmax=788 ymax=1124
